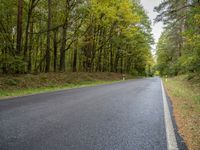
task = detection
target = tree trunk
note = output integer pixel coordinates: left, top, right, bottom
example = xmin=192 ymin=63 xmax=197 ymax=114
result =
xmin=59 ymin=26 xmax=67 ymax=72
xmin=109 ymin=44 xmax=113 ymax=72
xmin=114 ymin=50 xmax=120 ymax=72
xmin=16 ymin=0 xmax=23 ymax=55
xmin=45 ymin=0 xmax=52 ymax=72
xmin=120 ymin=57 xmax=123 ymax=73
xmin=28 ymin=21 xmax=33 ymax=72
xmin=53 ymin=30 xmax=57 ymax=72
xmin=24 ymin=0 xmax=35 ymax=61
xmin=72 ymin=39 xmax=78 ymax=72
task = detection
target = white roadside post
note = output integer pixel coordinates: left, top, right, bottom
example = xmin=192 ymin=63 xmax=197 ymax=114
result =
xmin=122 ymin=74 xmax=125 ymax=80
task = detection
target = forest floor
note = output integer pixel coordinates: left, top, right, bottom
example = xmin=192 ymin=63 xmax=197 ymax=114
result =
xmin=163 ymin=75 xmax=200 ymax=150
xmin=0 ymin=72 xmax=134 ymax=99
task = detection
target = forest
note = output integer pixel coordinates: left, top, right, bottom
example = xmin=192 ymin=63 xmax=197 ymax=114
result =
xmin=0 ymin=0 xmax=153 ymax=76
xmin=155 ymin=0 xmax=200 ymax=77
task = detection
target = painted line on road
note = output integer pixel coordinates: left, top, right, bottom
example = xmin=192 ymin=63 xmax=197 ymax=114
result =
xmin=161 ymin=79 xmax=178 ymax=150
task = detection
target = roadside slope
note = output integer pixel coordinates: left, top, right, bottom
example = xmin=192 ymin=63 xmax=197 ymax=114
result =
xmin=0 ymin=72 xmax=133 ymax=99
xmin=163 ymin=75 xmax=200 ymax=150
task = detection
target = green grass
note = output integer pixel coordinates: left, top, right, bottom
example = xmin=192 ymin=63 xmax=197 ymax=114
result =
xmin=0 ymin=72 xmax=132 ymax=99
xmin=0 ymin=80 xmax=122 ymax=99
xmin=164 ymin=76 xmax=200 ymax=105
xmin=163 ymin=75 xmax=200 ymax=150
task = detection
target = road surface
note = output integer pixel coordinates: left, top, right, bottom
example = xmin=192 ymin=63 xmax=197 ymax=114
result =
xmin=0 ymin=78 xmax=180 ymax=150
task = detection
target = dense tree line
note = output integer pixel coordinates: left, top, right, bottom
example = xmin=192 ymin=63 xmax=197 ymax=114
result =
xmin=0 ymin=0 xmax=153 ymax=75
xmin=155 ymin=0 xmax=200 ymax=76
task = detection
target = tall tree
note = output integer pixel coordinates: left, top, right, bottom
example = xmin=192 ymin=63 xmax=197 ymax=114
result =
xmin=24 ymin=0 xmax=40 ymax=68
xmin=46 ymin=0 xmax=52 ymax=72
xmin=16 ymin=0 xmax=23 ymax=55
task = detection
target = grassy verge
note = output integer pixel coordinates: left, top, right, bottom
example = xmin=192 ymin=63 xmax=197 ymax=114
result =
xmin=0 ymin=72 xmax=134 ymax=99
xmin=163 ymin=75 xmax=200 ymax=150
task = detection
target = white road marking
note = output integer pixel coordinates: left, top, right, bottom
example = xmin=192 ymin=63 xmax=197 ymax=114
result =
xmin=161 ymin=79 xmax=178 ymax=150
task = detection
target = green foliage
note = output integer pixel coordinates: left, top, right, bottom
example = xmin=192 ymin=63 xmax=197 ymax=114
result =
xmin=4 ymin=79 xmax=20 ymax=86
xmin=0 ymin=54 xmax=27 ymax=74
xmin=155 ymin=0 xmax=200 ymax=76
xmin=0 ymin=0 xmax=153 ymax=75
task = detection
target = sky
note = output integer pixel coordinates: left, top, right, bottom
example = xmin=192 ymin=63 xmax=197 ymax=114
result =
xmin=140 ymin=0 xmax=164 ymax=50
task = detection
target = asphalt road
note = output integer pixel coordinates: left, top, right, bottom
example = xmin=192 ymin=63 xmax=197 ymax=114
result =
xmin=0 ymin=78 xmax=175 ymax=150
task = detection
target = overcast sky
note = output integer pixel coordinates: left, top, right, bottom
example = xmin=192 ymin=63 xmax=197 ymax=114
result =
xmin=140 ymin=0 xmax=163 ymax=47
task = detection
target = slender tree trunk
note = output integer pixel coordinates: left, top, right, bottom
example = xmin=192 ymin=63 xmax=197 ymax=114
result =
xmin=24 ymin=0 xmax=38 ymax=67
xmin=72 ymin=39 xmax=78 ymax=72
xmin=96 ymin=28 xmax=104 ymax=72
xmin=114 ymin=50 xmax=120 ymax=72
xmin=109 ymin=44 xmax=113 ymax=72
xmin=28 ymin=21 xmax=33 ymax=72
xmin=24 ymin=3 xmax=33 ymax=61
xmin=120 ymin=57 xmax=123 ymax=73
xmin=2 ymin=49 xmax=7 ymax=74
xmin=45 ymin=0 xmax=52 ymax=72
xmin=53 ymin=30 xmax=57 ymax=72
xmin=59 ymin=26 xmax=67 ymax=72
xmin=16 ymin=0 xmax=23 ymax=55
xmin=24 ymin=15 xmax=30 ymax=61
xmin=59 ymin=0 xmax=70 ymax=72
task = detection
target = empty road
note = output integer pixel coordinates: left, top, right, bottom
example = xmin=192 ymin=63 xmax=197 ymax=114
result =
xmin=0 ymin=78 xmax=179 ymax=150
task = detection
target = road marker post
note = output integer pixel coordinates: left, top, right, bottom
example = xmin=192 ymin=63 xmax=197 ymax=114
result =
xmin=122 ymin=74 xmax=126 ymax=81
